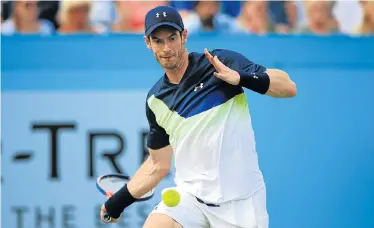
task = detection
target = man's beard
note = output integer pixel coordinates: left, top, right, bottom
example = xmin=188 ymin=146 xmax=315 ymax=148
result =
xmin=157 ymin=47 xmax=185 ymax=70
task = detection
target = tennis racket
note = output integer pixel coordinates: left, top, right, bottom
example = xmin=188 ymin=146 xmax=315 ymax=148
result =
xmin=96 ymin=174 xmax=154 ymax=223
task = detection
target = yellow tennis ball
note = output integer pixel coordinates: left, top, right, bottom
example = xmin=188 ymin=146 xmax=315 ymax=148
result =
xmin=161 ymin=188 xmax=181 ymax=207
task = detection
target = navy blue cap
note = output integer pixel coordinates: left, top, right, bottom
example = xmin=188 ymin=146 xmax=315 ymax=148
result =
xmin=144 ymin=6 xmax=184 ymax=36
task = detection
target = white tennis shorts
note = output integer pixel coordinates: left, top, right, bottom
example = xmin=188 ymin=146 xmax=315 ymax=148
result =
xmin=150 ymin=186 xmax=269 ymax=228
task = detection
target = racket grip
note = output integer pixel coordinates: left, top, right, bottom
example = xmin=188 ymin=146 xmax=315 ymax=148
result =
xmin=102 ymin=213 xmax=112 ymax=223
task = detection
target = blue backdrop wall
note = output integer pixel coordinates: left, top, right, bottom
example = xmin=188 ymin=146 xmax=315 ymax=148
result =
xmin=2 ymin=34 xmax=374 ymax=228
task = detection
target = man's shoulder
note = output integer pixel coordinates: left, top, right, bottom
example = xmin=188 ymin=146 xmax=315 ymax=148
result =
xmin=210 ymin=49 xmax=251 ymax=66
xmin=190 ymin=49 xmax=243 ymax=65
xmin=146 ymin=76 xmax=165 ymax=99
xmin=189 ymin=49 xmax=240 ymax=58
xmin=211 ymin=49 xmax=245 ymax=59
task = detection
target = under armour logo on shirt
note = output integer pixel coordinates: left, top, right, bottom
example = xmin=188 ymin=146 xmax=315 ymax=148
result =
xmin=156 ymin=12 xmax=167 ymax=18
xmin=194 ymin=83 xmax=204 ymax=91
xmin=252 ymin=73 xmax=258 ymax=79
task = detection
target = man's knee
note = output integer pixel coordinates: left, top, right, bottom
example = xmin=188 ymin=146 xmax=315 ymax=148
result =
xmin=143 ymin=213 xmax=183 ymax=228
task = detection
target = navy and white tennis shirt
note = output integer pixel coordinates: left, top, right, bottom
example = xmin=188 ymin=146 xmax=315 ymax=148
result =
xmin=146 ymin=49 xmax=266 ymax=204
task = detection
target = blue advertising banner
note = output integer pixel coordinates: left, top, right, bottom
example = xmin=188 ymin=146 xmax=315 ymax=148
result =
xmin=2 ymin=34 xmax=374 ymax=228
xmin=2 ymin=92 xmax=177 ymax=228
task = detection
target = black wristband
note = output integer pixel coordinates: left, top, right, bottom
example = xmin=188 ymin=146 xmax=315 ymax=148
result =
xmin=238 ymin=70 xmax=270 ymax=95
xmin=104 ymin=184 xmax=136 ymax=218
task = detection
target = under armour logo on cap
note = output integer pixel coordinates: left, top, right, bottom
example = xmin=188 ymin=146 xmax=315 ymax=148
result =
xmin=144 ymin=6 xmax=184 ymax=36
xmin=156 ymin=12 xmax=167 ymax=18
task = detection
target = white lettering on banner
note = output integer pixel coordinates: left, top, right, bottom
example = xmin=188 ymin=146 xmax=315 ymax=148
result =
xmin=2 ymin=92 xmax=176 ymax=228
xmin=9 ymin=204 xmax=152 ymax=228
xmin=11 ymin=205 xmax=76 ymax=228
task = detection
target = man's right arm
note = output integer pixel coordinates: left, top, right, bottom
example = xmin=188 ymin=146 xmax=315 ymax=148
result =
xmin=127 ymin=98 xmax=173 ymax=198
xmin=127 ymin=145 xmax=173 ymax=198
xmin=103 ymin=98 xmax=171 ymax=219
xmin=103 ymin=145 xmax=172 ymax=219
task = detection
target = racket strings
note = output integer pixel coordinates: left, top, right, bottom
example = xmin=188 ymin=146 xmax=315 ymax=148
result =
xmin=97 ymin=175 xmax=154 ymax=200
xmin=99 ymin=177 xmax=128 ymax=193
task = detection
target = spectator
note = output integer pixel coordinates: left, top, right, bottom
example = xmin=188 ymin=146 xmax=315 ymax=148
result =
xmin=236 ymin=1 xmax=269 ymax=34
xmin=236 ymin=1 xmax=289 ymax=34
xmin=355 ymin=0 xmax=374 ymax=35
xmin=295 ymin=0 xmax=340 ymax=35
xmin=184 ymin=1 xmax=244 ymax=34
xmin=268 ymin=1 xmax=295 ymax=33
xmin=110 ymin=0 xmax=132 ymax=33
xmin=333 ymin=0 xmax=362 ymax=34
xmin=38 ymin=1 xmax=60 ymax=29
xmin=1 ymin=1 xmax=11 ymax=23
xmin=90 ymin=0 xmax=116 ymax=32
xmin=284 ymin=1 xmax=298 ymax=29
xmin=169 ymin=0 xmax=194 ymax=19
xmin=57 ymin=0 xmax=100 ymax=34
xmin=2 ymin=1 xmax=55 ymax=35
xmin=220 ymin=1 xmax=242 ymax=17
xmin=111 ymin=1 xmax=168 ymax=33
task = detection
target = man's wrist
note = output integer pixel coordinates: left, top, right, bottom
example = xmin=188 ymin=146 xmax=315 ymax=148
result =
xmin=238 ymin=70 xmax=270 ymax=94
xmin=104 ymin=184 xmax=137 ymax=218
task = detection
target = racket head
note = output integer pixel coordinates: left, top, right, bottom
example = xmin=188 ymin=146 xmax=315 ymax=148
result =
xmin=96 ymin=174 xmax=154 ymax=201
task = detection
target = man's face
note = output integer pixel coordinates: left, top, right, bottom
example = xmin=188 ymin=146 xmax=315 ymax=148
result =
xmin=243 ymin=1 xmax=268 ymax=24
xmin=195 ymin=1 xmax=219 ymax=21
xmin=68 ymin=4 xmax=90 ymax=27
xmin=145 ymin=27 xmax=187 ymax=70
xmin=306 ymin=1 xmax=331 ymax=25
xmin=14 ymin=1 xmax=39 ymax=22
xmin=361 ymin=1 xmax=374 ymax=23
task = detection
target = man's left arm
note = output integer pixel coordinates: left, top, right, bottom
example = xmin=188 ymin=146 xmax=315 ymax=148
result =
xmin=204 ymin=48 xmax=297 ymax=98
xmin=242 ymin=68 xmax=297 ymax=98
xmin=265 ymin=69 xmax=296 ymax=97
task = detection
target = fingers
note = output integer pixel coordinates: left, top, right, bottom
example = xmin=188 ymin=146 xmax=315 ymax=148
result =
xmin=100 ymin=205 xmax=108 ymax=222
xmin=214 ymin=55 xmax=226 ymax=69
xmin=101 ymin=193 xmax=116 ymax=223
xmin=204 ymin=48 xmax=223 ymax=71
xmin=204 ymin=48 xmax=214 ymax=64
xmin=106 ymin=192 xmax=113 ymax=199
xmin=100 ymin=204 xmax=107 ymax=213
xmin=100 ymin=204 xmax=119 ymax=223
xmin=213 ymin=72 xmax=223 ymax=79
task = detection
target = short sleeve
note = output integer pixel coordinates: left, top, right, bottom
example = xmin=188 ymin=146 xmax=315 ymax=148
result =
xmin=146 ymin=101 xmax=170 ymax=150
xmin=215 ymin=49 xmax=267 ymax=74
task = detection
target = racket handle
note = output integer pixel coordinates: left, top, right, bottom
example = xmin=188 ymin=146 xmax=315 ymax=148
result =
xmin=102 ymin=213 xmax=112 ymax=223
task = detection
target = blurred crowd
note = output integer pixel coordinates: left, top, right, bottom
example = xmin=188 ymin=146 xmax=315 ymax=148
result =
xmin=1 ymin=0 xmax=373 ymax=36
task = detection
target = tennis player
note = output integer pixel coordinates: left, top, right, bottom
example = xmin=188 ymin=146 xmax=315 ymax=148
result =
xmin=100 ymin=6 xmax=296 ymax=228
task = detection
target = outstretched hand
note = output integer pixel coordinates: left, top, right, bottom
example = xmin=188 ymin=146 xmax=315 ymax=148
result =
xmin=204 ymin=48 xmax=240 ymax=86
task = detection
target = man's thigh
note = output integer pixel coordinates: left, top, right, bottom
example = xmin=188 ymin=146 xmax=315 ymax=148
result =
xmin=144 ymin=188 xmax=209 ymax=228
xmin=143 ymin=214 xmax=183 ymax=228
